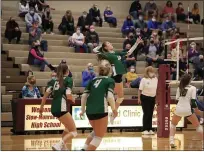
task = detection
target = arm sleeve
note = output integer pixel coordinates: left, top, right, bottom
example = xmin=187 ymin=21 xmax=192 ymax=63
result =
xmin=139 ymin=78 xmax=145 ymax=91
xmin=191 ymin=87 xmax=198 ymax=108
xmin=37 ymin=14 xmax=42 ymax=25
xmin=25 ymin=14 xmax=32 ymax=26
xmin=35 ymin=87 xmax=41 ymax=98
xmin=82 ymin=71 xmax=91 ymax=81
xmin=107 ymin=79 xmax=115 ymax=111
xmin=22 ymin=86 xmax=28 ymax=98
xmin=30 ymin=49 xmax=44 ymax=61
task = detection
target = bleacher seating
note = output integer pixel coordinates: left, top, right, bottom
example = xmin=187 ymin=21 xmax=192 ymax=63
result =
xmin=1 ymin=2 xmax=203 ymax=123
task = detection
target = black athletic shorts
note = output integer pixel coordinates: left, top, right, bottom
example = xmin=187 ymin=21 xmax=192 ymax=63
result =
xmin=86 ymin=113 xmax=108 ymax=120
xmin=111 ymin=74 xmax=123 ymax=83
xmin=52 ymin=111 xmax=68 ymax=118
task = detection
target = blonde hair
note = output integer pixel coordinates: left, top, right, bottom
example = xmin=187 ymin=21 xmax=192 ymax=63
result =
xmin=25 ymin=75 xmax=35 ymax=86
xmin=144 ymin=66 xmax=156 ymax=78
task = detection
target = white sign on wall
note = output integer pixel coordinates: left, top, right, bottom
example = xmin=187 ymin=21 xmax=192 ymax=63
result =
xmin=24 ymin=105 xmax=64 ymax=131
xmin=72 ymin=105 xmax=184 ymax=128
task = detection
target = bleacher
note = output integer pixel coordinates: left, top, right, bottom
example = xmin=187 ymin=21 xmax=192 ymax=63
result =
xmin=1 ymin=1 xmax=203 ymax=124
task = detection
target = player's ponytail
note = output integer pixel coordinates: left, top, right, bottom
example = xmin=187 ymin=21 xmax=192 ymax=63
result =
xmin=179 ymin=74 xmax=191 ymax=96
xmin=57 ymin=63 xmax=68 ymax=88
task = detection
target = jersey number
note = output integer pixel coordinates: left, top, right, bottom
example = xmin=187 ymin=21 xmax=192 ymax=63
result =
xmin=93 ymin=79 xmax=102 ymax=88
xmin=54 ymin=81 xmax=60 ymax=90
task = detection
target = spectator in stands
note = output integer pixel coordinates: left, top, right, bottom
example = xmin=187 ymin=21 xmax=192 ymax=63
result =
xmin=176 ymin=2 xmax=186 ymax=22
xmin=144 ymin=0 xmax=158 ymax=19
xmin=141 ymin=24 xmax=151 ymax=44
xmin=5 ymin=17 xmax=22 ymax=44
xmin=19 ymin=0 xmax=29 ymax=17
xmin=25 ymin=7 xmax=42 ymax=32
xmin=135 ymin=13 xmax=147 ymax=31
xmin=191 ymin=3 xmax=200 ymax=24
xmin=89 ymin=4 xmax=103 ymax=27
xmin=129 ymin=0 xmax=142 ymax=20
xmin=22 ymin=75 xmax=41 ymax=99
xmin=179 ymin=56 xmax=187 ymax=76
xmin=147 ymin=16 xmax=159 ymax=32
xmin=123 ymin=32 xmax=136 ymax=49
xmin=104 ymin=5 xmax=117 ymax=27
xmin=27 ymin=40 xmax=55 ymax=71
xmin=82 ymin=63 xmax=96 ymax=87
xmin=77 ymin=11 xmax=93 ymax=35
xmin=58 ymin=10 xmax=75 ymax=36
xmin=161 ymin=15 xmax=176 ymax=39
xmin=162 ymin=0 xmax=177 ymax=22
xmin=166 ymin=53 xmax=177 ymax=80
xmin=145 ymin=37 xmax=163 ymax=66
xmin=36 ymin=0 xmax=49 ymax=12
xmin=42 ymin=7 xmax=54 ymax=34
xmin=170 ymin=31 xmax=184 ymax=59
xmin=85 ymin=25 xmax=99 ymax=53
xmin=188 ymin=42 xmax=200 ymax=62
xmin=28 ymin=21 xmax=42 ymax=45
xmin=121 ymin=15 xmax=135 ymax=36
xmin=122 ymin=44 xmax=136 ymax=68
xmin=126 ymin=66 xmax=138 ymax=87
xmin=193 ymin=55 xmax=204 ymax=80
xmin=28 ymin=0 xmax=38 ymax=11
xmin=72 ymin=27 xmax=88 ymax=53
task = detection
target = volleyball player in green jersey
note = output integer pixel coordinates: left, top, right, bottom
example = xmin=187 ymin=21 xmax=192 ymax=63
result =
xmin=79 ymin=64 xmax=118 ymax=151
xmin=39 ymin=63 xmax=77 ymax=151
xmin=93 ymin=38 xmax=143 ymax=124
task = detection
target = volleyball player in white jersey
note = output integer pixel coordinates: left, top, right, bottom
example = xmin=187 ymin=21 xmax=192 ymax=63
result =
xmin=169 ymin=74 xmax=203 ymax=148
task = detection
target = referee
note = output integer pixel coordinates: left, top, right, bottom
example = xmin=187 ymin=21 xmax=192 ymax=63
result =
xmin=138 ymin=66 xmax=158 ymax=135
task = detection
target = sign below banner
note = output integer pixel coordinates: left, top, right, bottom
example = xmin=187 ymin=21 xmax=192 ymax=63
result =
xmin=24 ymin=105 xmax=64 ymax=131
xmin=72 ymin=105 xmax=184 ymax=128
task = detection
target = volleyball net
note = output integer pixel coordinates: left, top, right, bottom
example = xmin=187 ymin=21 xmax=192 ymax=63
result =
xmin=164 ymin=36 xmax=204 ymax=81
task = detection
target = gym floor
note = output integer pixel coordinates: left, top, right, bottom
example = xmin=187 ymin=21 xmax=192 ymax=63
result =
xmin=1 ymin=127 xmax=203 ymax=151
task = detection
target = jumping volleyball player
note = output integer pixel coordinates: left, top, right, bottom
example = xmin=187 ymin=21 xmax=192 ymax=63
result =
xmin=170 ymin=74 xmax=203 ymax=148
xmin=93 ymin=38 xmax=143 ymax=123
xmin=39 ymin=63 xmax=77 ymax=151
xmin=80 ymin=63 xmax=117 ymax=150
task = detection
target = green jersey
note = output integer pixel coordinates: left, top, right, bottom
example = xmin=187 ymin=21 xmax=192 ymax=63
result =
xmin=46 ymin=76 xmax=73 ymax=114
xmin=103 ymin=51 xmax=127 ymax=76
xmin=84 ymin=76 xmax=115 ymax=114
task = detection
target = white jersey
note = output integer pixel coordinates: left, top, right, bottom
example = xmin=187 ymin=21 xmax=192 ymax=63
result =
xmin=175 ymin=85 xmax=197 ymax=117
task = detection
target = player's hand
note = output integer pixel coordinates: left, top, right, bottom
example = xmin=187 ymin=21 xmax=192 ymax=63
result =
xmin=138 ymin=99 xmax=141 ymax=104
xmin=79 ymin=112 xmax=84 ymax=119
xmin=112 ymin=110 xmax=118 ymax=118
xmin=136 ymin=37 xmax=143 ymax=44
xmin=39 ymin=106 xmax=43 ymax=116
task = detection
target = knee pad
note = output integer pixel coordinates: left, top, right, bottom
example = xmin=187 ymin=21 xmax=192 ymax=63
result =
xmin=170 ymin=123 xmax=176 ymax=129
xmin=196 ymin=125 xmax=203 ymax=133
xmin=88 ymin=131 xmax=95 ymax=138
xmin=116 ymin=98 xmax=124 ymax=104
xmin=70 ymin=131 xmax=78 ymax=137
xmin=64 ymin=128 xmax=69 ymax=132
xmin=90 ymin=136 xmax=102 ymax=148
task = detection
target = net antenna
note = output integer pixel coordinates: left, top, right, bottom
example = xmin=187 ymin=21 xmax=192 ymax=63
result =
xmin=164 ymin=37 xmax=204 ymax=81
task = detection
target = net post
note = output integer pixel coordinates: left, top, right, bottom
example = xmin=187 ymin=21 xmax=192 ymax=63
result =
xmin=176 ymin=41 xmax=180 ymax=81
xmin=157 ymin=64 xmax=171 ymax=138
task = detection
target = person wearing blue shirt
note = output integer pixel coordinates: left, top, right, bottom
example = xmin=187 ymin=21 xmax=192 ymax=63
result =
xmin=104 ymin=5 xmax=117 ymax=27
xmin=161 ymin=15 xmax=176 ymax=39
xmin=82 ymin=63 xmax=96 ymax=87
xmin=147 ymin=16 xmax=159 ymax=31
xmin=22 ymin=75 xmax=41 ymax=98
xmin=121 ymin=15 xmax=135 ymax=36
